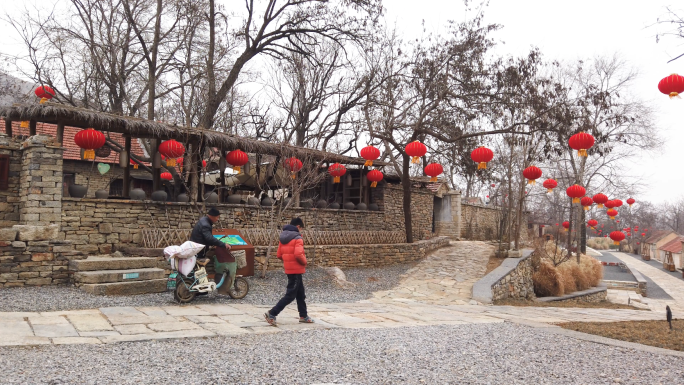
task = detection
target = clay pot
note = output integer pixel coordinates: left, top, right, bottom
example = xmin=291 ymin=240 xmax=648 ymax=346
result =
xmin=316 ymin=199 xmax=328 ymax=209
xmin=204 ymin=192 xmax=219 ymax=204
xmin=129 ymin=188 xmax=146 ymax=201
xmin=247 ymin=197 xmax=260 ymax=206
xmin=176 ymin=193 xmax=189 ymax=203
xmin=151 ymin=190 xmax=168 ymax=202
xmin=281 ymin=197 xmax=292 ymax=208
xmin=368 ymin=203 xmax=379 ymax=211
xmin=329 ymin=202 xmax=340 ymax=210
xmin=300 ymin=199 xmax=313 ymax=209
xmin=356 ymin=202 xmax=368 ymax=211
xmin=68 ymin=184 xmax=87 ymax=198
xmin=95 ymin=189 xmax=109 ymax=199
xmin=261 ymin=196 xmax=275 ymax=207
xmin=226 ymin=194 xmax=242 ymax=204
xmin=343 ymin=202 xmax=355 ymax=210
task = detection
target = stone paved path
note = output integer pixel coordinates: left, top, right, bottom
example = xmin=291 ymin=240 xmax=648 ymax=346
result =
xmin=371 ymin=241 xmax=494 ymax=305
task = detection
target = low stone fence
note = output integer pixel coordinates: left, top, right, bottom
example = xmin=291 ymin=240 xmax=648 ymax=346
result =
xmin=0 ymin=225 xmax=85 ymax=288
xmin=254 ymin=236 xmax=450 ymax=271
xmin=472 ymin=250 xmax=535 ymax=303
xmin=536 ymin=284 xmax=607 ymax=303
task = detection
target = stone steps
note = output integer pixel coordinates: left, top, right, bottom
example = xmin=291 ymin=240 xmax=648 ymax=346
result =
xmin=74 ymin=268 xmax=165 ymax=284
xmin=80 ymin=279 xmax=168 ymax=296
xmin=69 ymin=256 xmax=159 ymax=272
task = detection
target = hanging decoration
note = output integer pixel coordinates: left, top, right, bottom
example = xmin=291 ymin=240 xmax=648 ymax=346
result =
xmin=580 ymin=196 xmax=593 ymax=210
xmin=119 ymin=150 xmax=128 ymax=169
xmin=641 ymin=232 xmax=645 ymax=237
xmin=366 ymin=170 xmax=384 ymax=188
xmin=470 ymin=146 xmax=494 ymax=170
xmin=626 ymin=198 xmax=635 ymax=207
xmin=284 ymin=157 xmax=303 ymax=179
xmin=613 ymin=199 xmax=623 ymax=208
xmin=226 ymin=150 xmax=249 ymax=173
xmin=424 ymin=163 xmax=444 ymax=182
xmin=160 ymin=172 xmax=173 ymax=181
xmin=405 ymin=141 xmax=427 ymax=164
xmin=606 ymin=208 xmax=618 ymax=220
xmin=568 ymin=132 xmax=595 ymax=157
xmin=604 ymin=200 xmax=616 ymax=209
xmin=158 ymin=140 xmax=185 ymax=167
xmin=130 ymin=159 xmax=139 ymax=169
xmin=610 ymin=231 xmax=626 ymax=246
xmin=592 ymin=193 xmax=608 ymax=208
xmin=97 ymin=163 xmax=110 ymax=175
xmin=74 ymin=128 xmax=106 ymax=160
xmin=360 ymin=146 xmax=380 ymax=167
xmin=34 ymin=85 xmax=55 ymax=104
xmin=522 ymin=166 xmax=542 ymax=185
xmin=587 ymin=219 xmax=598 ymax=229
xmin=658 ymin=74 xmax=684 ymax=98
xmin=328 ymin=163 xmax=346 ymax=183
xmin=566 ymin=184 xmax=586 ymax=204
xmin=542 ymin=179 xmax=557 ymax=193
xmin=562 ymin=221 xmax=570 ymax=231
xmin=20 ymin=121 xmax=29 ymax=128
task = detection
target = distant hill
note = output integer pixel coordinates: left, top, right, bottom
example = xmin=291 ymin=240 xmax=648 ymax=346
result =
xmin=0 ymin=72 xmax=35 ymax=108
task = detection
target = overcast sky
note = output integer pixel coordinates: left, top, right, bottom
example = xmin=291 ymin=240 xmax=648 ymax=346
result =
xmin=0 ymin=0 xmax=681 ymax=204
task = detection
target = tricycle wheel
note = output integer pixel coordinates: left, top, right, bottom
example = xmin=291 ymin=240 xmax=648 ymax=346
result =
xmin=174 ymin=276 xmax=196 ymax=303
xmin=228 ymin=277 xmax=249 ymax=299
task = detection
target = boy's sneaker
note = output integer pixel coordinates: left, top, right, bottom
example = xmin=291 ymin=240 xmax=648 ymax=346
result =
xmin=299 ymin=316 xmax=314 ymax=323
xmin=264 ymin=312 xmax=277 ymax=326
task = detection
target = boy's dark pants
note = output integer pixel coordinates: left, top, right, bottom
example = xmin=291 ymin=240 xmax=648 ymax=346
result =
xmin=269 ymin=274 xmax=307 ymax=318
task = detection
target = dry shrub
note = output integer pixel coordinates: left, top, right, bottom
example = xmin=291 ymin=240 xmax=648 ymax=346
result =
xmin=580 ymin=255 xmax=603 ymax=287
xmin=553 ymin=255 xmax=604 ymax=294
xmin=587 ymin=237 xmax=612 ymax=250
xmin=533 ymin=260 xmax=564 ymax=297
xmin=556 ymin=263 xmax=577 ymax=293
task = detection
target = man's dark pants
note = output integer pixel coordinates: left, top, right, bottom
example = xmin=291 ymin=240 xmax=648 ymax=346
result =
xmin=269 ymin=274 xmax=307 ymax=318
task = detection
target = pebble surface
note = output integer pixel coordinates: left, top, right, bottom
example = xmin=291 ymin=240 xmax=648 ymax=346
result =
xmin=1 ymin=322 xmax=682 ymax=384
xmin=0 ymin=264 xmax=414 ymax=312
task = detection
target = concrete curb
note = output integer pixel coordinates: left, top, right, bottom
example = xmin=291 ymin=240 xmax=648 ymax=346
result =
xmin=472 ymin=249 xmax=533 ymax=304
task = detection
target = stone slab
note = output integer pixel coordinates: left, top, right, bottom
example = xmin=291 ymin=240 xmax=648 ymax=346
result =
xmin=99 ymin=329 xmax=215 ymax=344
xmin=66 ymin=314 xmax=114 ymax=331
xmin=33 ymin=323 xmax=79 ymax=338
xmin=0 ymin=320 xmax=34 ymax=336
xmin=200 ymin=322 xmax=251 ymax=336
xmin=114 ymin=324 xmax=154 ymax=335
xmin=80 ymin=279 xmax=167 ymax=296
xmin=52 ymin=337 xmax=102 ymax=345
xmin=74 ymin=268 xmax=165 ymax=284
xmin=162 ymin=306 xmax=210 ymax=317
xmin=0 ymin=336 xmax=51 ymax=346
xmin=106 ymin=314 xmax=177 ymax=326
xmin=146 ymin=322 xmax=202 ymax=332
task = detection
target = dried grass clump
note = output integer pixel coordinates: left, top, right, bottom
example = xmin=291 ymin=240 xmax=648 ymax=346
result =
xmin=556 ymin=263 xmax=577 ymax=293
xmin=587 ymin=237 xmax=612 ymax=250
xmin=579 ymin=255 xmax=603 ymax=287
xmin=533 ymin=260 xmax=564 ymax=297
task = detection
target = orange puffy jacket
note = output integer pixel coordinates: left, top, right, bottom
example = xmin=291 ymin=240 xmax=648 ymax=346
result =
xmin=276 ymin=225 xmax=307 ymax=274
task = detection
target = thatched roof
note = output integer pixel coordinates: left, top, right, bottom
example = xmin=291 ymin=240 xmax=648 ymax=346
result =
xmin=0 ymin=103 xmax=386 ymax=167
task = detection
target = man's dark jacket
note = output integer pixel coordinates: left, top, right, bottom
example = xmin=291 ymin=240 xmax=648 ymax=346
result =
xmin=190 ymin=217 xmax=225 ymax=257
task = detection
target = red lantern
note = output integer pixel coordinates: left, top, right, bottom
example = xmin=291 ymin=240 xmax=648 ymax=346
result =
xmin=562 ymin=221 xmax=570 ymax=230
xmin=328 ymin=163 xmax=346 ymax=183
xmin=587 ymin=219 xmax=598 ymax=229
xmin=658 ymin=74 xmax=684 ymax=98
xmin=566 ymin=184 xmax=586 ymax=204
xmin=158 ymin=140 xmax=185 ymax=167
xmin=424 ymin=163 xmax=443 ymax=182
xmin=555 ymin=223 xmax=559 ymax=226
xmin=568 ymin=132 xmax=595 ymax=157
xmin=610 ymin=231 xmax=625 ymax=245
xmin=626 ymin=198 xmax=635 ymax=207
xmin=226 ymin=150 xmax=249 ymax=173
xmin=471 ymin=146 xmax=494 ymax=170
xmin=405 ymin=141 xmax=427 ymax=164
xmin=522 ymin=166 xmax=542 ymax=185
xmin=367 ymin=169 xmax=384 ymax=188
xmin=130 ymin=158 xmax=138 ymax=169
xmin=641 ymin=232 xmax=645 ymax=237
xmin=580 ymin=196 xmax=593 ymax=211
xmin=613 ymin=199 xmax=623 ymax=208
xmin=284 ymin=157 xmax=303 ymax=179
xmin=606 ymin=208 xmax=618 ymax=220
xmin=74 ymin=128 xmax=106 ymax=160
xmin=604 ymin=200 xmax=616 ymax=209
xmin=542 ymin=179 xmax=557 ymax=193
xmin=35 ymin=85 xmax=55 ymax=103
xmin=160 ymin=172 xmax=172 ymax=181
xmin=360 ymin=146 xmax=380 ymax=167
xmin=491 ymin=184 xmax=496 ymax=187
xmin=592 ymin=193 xmax=608 ymax=208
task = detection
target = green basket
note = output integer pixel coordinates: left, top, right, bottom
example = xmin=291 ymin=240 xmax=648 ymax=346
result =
xmin=167 ymin=272 xmax=178 ymax=290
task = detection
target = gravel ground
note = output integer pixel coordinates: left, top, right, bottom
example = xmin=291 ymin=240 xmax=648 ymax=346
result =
xmin=0 ymin=264 xmax=415 ymax=312
xmin=1 ymin=322 xmax=683 ymax=384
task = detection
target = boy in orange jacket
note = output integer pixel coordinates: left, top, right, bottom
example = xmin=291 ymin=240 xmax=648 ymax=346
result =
xmin=264 ymin=218 xmax=313 ymax=325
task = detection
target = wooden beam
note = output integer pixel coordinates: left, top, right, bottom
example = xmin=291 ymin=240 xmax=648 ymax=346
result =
xmin=151 ymin=139 xmax=160 ymax=191
xmin=4 ymin=120 xmax=11 ymax=137
xmin=123 ymin=136 xmax=131 ymax=198
xmin=29 ymin=120 xmax=37 ymax=136
xmin=56 ymin=122 xmax=64 ymax=145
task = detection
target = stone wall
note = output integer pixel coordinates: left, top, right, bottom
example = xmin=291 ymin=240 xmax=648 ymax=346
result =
xmin=0 ymin=134 xmax=22 ymax=228
xmin=381 ymin=184 xmax=435 ymax=240
xmin=19 ymin=136 xmax=63 ymax=225
xmin=472 ymin=250 xmax=535 ymax=303
xmin=64 ymin=159 xmax=150 ymax=197
xmin=460 ymin=203 xmax=529 ymax=243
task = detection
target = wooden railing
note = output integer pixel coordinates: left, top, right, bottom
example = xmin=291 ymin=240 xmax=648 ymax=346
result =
xmin=141 ymin=228 xmax=406 ymax=248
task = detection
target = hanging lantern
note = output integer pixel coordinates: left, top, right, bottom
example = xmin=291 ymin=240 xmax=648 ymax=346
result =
xmin=284 ymin=157 xmax=303 ymax=179
xmin=613 ymin=199 xmax=623 ymax=208
xmin=542 ymin=179 xmax=557 ymax=193
xmin=555 ymin=223 xmax=559 ymax=226
xmin=424 ymin=163 xmax=443 ymax=182
xmin=587 ymin=219 xmax=598 ymax=229
xmin=491 ymin=184 xmax=496 ymax=187
xmin=360 ymin=146 xmax=380 ymax=167
xmin=604 ymin=200 xmax=616 ymax=209
xmin=405 ymin=141 xmax=427 ymax=164
xmin=202 ymin=160 xmax=207 ymax=168
xmin=328 ymin=163 xmax=346 ymax=183
xmin=74 ymin=128 xmax=106 ymax=160
xmin=470 ymin=146 xmax=494 ymax=170
xmin=641 ymin=232 xmax=645 ymax=237
xmin=130 ymin=158 xmax=139 ymax=169
xmin=158 ymin=140 xmax=185 ymax=167
xmin=580 ymin=196 xmax=593 ymax=210
xmin=592 ymin=193 xmax=608 ymax=208
xmin=626 ymin=198 xmax=635 ymax=207
xmin=367 ymin=169 xmax=384 ymax=188
xmin=606 ymin=208 xmax=618 ymax=220
xmin=522 ymin=166 xmax=542 ymax=185
xmin=160 ymin=172 xmax=172 ymax=181
xmin=226 ymin=150 xmax=249 ymax=173
xmin=562 ymin=221 xmax=570 ymax=230
xmin=658 ymin=74 xmax=684 ymax=98
xmin=35 ymin=85 xmax=55 ymax=104
xmin=568 ymin=132 xmax=595 ymax=157
xmin=566 ymin=184 xmax=586 ymax=204
xmin=610 ymin=231 xmax=625 ymax=246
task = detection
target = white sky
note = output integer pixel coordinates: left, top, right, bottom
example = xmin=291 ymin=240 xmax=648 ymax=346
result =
xmin=0 ymin=0 xmax=682 ymax=204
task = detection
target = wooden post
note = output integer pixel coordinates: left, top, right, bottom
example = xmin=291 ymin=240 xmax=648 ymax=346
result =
xmin=151 ymin=139 xmax=160 ymax=191
xmin=123 ymin=136 xmax=131 ymax=198
xmin=4 ymin=120 xmax=12 ymax=137
xmin=219 ymin=149 xmax=226 ymax=203
xmin=29 ymin=120 xmax=37 ymax=136
xmin=56 ymin=122 xmax=64 ymax=145
xmin=189 ymin=139 xmax=199 ymax=203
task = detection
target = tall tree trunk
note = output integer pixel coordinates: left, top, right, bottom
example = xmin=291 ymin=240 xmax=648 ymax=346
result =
xmin=580 ymin=207 xmax=587 ymax=255
xmin=402 ymin=153 xmax=413 ymax=243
